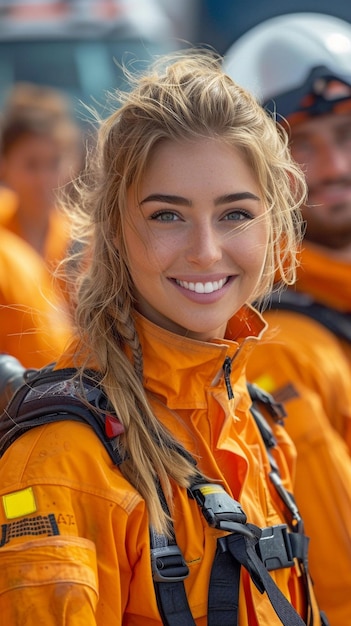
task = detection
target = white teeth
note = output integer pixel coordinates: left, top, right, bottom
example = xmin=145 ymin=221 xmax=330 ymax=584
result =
xmin=176 ymin=278 xmax=227 ymax=293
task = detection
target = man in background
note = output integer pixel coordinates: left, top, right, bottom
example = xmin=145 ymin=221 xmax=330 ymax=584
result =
xmin=225 ymin=13 xmax=351 ymax=626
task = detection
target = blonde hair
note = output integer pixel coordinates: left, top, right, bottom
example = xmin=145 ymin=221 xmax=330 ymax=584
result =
xmin=63 ymin=50 xmax=307 ymax=533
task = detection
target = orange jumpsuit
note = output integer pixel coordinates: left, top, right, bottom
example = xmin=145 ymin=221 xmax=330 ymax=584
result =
xmin=0 ymin=309 xmax=321 ymax=625
xmin=0 ymin=226 xmax=71 ymax=367
xmin=247 ymin=243 xmax=351 ymax=626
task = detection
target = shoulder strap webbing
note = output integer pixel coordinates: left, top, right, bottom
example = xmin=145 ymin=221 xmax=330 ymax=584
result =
xmin=210 ymin=531 xmax=307 ymax=626
xmin=153 ymin=478 xmax=308 ymax=626
xmin=150 ymin=527 xmax=196 ymax=626
xmin=156 ymin=383 xmax=314 ymax=626
xmin=269 ymin=290 xmax=351 ymax=342
xmin=247 ymin=382 xmax=303 ymax=531
xmin=0 ymin=366 xmax=124 ymax=465
xmin=247 ymin=382 xmax=326 ymax=626
xmin=150 ymin=482 xmax=196 ymax=626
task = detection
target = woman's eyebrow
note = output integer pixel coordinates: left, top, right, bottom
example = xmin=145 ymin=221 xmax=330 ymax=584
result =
xmin=140 ymin=192 xmax=260 ymax=206
xmin=215 ymin=192 xmax=261 ymax=205
xmin=140 ymin=194 xmax=192 ymax=206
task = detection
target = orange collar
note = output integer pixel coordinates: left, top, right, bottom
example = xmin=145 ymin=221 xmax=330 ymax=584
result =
xmin=56 ymin=306 xmax=266 ymax=405
xmin=134 ymin=306 xmax=266 ymax=409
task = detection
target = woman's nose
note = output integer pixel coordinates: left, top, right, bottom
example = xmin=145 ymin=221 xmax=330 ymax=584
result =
xmin=186 ymin=223 xmax=222 ymax=266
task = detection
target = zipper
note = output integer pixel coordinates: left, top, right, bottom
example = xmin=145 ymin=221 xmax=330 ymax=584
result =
xmin=223 ymin=357 xmax=234 ymax=400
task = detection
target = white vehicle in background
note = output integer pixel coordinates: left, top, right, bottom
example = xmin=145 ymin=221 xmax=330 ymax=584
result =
xmin=0 ymin=0 xmax=181 ymax=124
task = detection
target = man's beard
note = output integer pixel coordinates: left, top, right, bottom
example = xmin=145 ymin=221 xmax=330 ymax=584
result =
xmin=303 ymin=201 xmax=351 ymax=249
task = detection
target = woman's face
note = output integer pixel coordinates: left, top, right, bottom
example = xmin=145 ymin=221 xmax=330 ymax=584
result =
xmin=123 ymin=138 xmax=269 ymax=341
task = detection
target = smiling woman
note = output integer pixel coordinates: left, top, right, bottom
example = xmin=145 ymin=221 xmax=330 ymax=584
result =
xmin=124 ymin=138 xmax=268 ymax=340
xmin=0 ymin=51 xmax=325 ymax=626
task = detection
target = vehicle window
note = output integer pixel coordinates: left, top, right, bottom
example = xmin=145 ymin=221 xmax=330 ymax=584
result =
xmin=0 ymin=38 xmax=175 ymax=122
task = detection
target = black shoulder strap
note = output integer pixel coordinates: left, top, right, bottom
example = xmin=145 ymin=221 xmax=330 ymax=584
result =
xmin=247 ymin=382 xmax=304 ymax=531
xmin=247 ymin=382 xmax=328 ymax=626
xmin=269 ymin=290 xmax=351 ymax=342
xmin=0 ymin=365 xmax=124 ymax=466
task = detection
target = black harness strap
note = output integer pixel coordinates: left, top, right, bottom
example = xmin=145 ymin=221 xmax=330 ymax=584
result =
xmin=247 ymin=383 xmax=303 ymax=532
xmin=152 ymin=479 xmax=307 ymax=626
xmin=152 ymin=563 xmax=196 ymax=626
xmin=247 ymin=383 xmax=329 ymax=626
xmin=0 ymin=366 xmax=124 ymax=465
xmin=207 ymin=540 xmax=241 ymax=626
xmin=151 ymin=384 xmax=326 ymax=626
xmin=190 ymin=481 xmax=308 ymax=626
xmin=209 ymin=532 xmax=307 ymax=626
xmin=150 ymin=486 xmax=196 ymax=626
xmin=223 ymin=532 xmax=306 ymax=626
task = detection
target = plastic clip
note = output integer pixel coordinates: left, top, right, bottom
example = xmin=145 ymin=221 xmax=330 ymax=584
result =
xmin=256 ymin=524 xmax=294 ymax=571
xmin=151 ymin=545 xmax=190 ymax=583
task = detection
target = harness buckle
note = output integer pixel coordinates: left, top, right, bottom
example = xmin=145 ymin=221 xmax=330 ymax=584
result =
xmin=189 ymin=483 xmax=255 ymax=537
xmin=151 ymin=545 xmax=190 ymax=583
xmin=256 ymin=524 xmax=294 ymax=571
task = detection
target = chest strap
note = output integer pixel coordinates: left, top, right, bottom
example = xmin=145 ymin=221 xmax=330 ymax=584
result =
xmin=150 ymin=378 xmax=323 ymax=626
xmin=151 ymin=481 xmax=307 ymax=626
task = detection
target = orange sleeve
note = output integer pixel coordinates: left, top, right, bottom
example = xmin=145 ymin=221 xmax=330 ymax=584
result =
xmin=0 ymin=537 xmax=99 ymax=625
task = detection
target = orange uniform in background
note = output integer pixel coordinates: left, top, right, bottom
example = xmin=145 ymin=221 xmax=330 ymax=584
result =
xmin=0 ymin=185 xmax=70 ymax=289
xmin=0 ymin=226 xmax=71 ymax=368
xmin=224 ymin=13 xmax=351 ymax=624
xmin=0 ymin=83 xmax=83 ymax=302
xmin=247 ymin=244 xmax=351 ymax=626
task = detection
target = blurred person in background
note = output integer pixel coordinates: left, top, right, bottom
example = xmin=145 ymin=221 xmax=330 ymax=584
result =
xmin=224 ymin=13 xmax=351 ymax=626
xmin=0 ymin=225 xmax=71 ymax=369
xmin=0 ymin=83 xmax=83 ymax=300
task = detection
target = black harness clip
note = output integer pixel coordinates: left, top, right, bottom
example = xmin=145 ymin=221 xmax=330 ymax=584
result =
xmin=151 ymin=545 xmax=190 ymax=583
xmin=189 ymin=483 xmax=255 ymax=538
xmin=256 ymin=524 xmax=294 ymax=571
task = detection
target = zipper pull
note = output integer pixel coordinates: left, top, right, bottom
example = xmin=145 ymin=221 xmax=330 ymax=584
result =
xmin=223 ymin=357 xmax=234 ymax=400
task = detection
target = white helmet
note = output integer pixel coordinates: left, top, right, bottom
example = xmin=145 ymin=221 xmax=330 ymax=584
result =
xmin=223 ymin=13 xmax=351 ymax=123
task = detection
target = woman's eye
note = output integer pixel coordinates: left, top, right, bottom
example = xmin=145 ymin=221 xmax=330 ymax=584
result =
xmin=150 ymin=210 xmax=180 ymax=222
xmin=223 ymin=209 xmax=253 ymax=221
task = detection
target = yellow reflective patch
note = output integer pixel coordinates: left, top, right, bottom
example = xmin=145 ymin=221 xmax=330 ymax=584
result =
xmin=199 ymin=485 xmax=224 ymax=495
xmin=253 ymin=374 xmax=276 ymax=394
xmin=2 ymin=487 xmax=37 ymax=519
